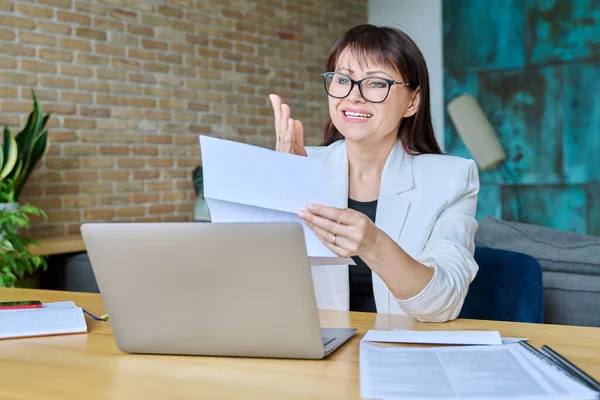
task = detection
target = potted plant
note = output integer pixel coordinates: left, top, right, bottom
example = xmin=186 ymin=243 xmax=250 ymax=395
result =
xmin=192 ymin=165 xmax=211 ymax=222
xmin=0 ymin=90 xmax=50 ymax=287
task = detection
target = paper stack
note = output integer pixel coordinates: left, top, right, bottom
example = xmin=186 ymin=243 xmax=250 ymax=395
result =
xmin=360 ymin=330 xmax=598 ymax=399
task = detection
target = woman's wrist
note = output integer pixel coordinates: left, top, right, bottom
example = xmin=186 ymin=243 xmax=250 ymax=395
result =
xmin=359 ymin=229 xmax=434 ymax=300
xmin=360 ymin=228 xmax=387 ymax=263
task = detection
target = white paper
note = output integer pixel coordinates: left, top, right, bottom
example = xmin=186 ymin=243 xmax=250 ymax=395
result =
xmin=359 ymin=342 xmax=597 ymax=400
xmin=362 ymin=329 xmax=503 ymax=345
xmin=205 ymin=198 xmax=354 ymax=265
xmin=309 ymin=257 xmax=355 ymax=266
xmin=199 ymin=135 xmax=351 ymax=264
xmin=0 ymin=307 xmax=87 ymax=339
xmin=205 ymin=198 xmax=329 ymax=257
xmin=200 ymin=135 xmax=333 ymax=213
xmin=42 ymin=301 xmax=77 ymax=308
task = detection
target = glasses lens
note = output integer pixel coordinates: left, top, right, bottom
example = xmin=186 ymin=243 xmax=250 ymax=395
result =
xmin=361 ymin=77 xmax=389 ymax=102
xmin=325 ymin=73 xmax=352 ymax=98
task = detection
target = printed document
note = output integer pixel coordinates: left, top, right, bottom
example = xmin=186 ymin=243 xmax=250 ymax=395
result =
xmin=199 ymin=135 xmax=353 ymax=265
xmin=359 ymin=342 xmax=597 ymax=400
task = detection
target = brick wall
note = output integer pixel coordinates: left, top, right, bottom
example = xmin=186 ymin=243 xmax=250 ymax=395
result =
xmin=0 ymin=0 xmax=367 ymax=236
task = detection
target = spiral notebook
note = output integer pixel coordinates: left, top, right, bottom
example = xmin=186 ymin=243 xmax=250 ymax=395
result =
xmin=0 ymin=302 xmax=88 ymax=340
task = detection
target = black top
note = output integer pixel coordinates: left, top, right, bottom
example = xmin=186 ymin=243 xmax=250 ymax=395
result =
xmin=347 ymin=198 xmax=378 ymax=313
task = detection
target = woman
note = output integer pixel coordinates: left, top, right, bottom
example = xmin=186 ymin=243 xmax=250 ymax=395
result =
xmin=269 ymin=24 xmax=479 ymax=322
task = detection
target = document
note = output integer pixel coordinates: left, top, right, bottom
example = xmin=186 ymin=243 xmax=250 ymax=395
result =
xmin=359 ymin=342 xmax=597 ymax=400
xmin=199 ymin=135 xmax=354 ymax=265
xmin=362 ymin=329 xmax=503 ymax=345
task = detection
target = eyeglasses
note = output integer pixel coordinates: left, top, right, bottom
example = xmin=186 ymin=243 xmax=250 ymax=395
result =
xmin=321 ymin=72 xmax=410 ymax=103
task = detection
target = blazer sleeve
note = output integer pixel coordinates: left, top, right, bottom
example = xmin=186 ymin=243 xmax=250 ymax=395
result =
xmin=395 ymin=159 xmax=480 ymax=322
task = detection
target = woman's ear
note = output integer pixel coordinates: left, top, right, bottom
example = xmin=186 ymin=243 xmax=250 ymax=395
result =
xmin=404 ymin=87 xmax=421 ymax=117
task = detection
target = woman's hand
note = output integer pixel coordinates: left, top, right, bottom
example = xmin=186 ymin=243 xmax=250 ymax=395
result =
xmin=269 ymin=94 xmax=307 ymax=156
xmin=300 ymin=203 xmax=435 ymax=301
xmin=298 ymin=203 xmax=381 ymax=259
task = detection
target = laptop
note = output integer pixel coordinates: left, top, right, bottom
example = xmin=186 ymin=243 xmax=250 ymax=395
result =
xmin=81 ymin=221 xmax=356 ymax=359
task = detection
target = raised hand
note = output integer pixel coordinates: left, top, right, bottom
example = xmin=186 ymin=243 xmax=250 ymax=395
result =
xmin=269 ymin=94 xmax=307 ymax=156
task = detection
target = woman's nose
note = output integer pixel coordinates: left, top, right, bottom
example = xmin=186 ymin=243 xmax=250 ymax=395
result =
xmin=347 ymin=83 xmax=366 ymax=103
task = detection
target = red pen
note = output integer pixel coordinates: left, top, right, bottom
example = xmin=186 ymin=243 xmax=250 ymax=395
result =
xmin=0 ymin=300 xmax=43 ymax=310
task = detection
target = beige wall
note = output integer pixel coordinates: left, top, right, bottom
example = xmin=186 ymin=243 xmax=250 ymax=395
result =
xmin=0 ymin=0 xmax=367 ymax=236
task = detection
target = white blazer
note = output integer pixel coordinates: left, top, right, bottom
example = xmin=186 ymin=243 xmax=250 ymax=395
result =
xmin=305 ymin=139 xmax=480 ymax=322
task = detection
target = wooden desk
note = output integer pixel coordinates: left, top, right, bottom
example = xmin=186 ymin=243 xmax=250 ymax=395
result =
xmin=28 ymin=234 xmax=86 ymax=257
xmin=1 ymin=288 xmax=599 ymax=399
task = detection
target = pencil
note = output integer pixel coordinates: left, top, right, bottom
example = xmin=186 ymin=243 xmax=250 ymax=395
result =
xmin=541 ymin=345 xmax=600 ymax=392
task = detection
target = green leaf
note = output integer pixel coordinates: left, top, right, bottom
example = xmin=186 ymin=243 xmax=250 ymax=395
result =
xmin=14 ymin=90 xmax=43 ymax=196
xmin=0 ymin=129 xmax=4 ymax=174
xmin=40 ymin=113 xmax=51 ymax=133
xmin=18 ymin=104 xmax=36 ymax=144
xmin=0 ymin=126 xmax=19 ymax=181
xmin=25 ymin=202 xmax=44 ymax=212
xmin=24 ymin=260 xmax=33 ymax=275
xmin=19 ymin=203 xmax=38 ymax=214
xmin=5 ymin=271 xmax=16 ymax=283
xmin=33 ymin=256 xmax=42 ymax=267
xmin=5 ymin=152 xmax=22 ymax=187
xmin=0 ymin=239 xmax=15 ymax=251
xmin=15 ymin=96 xmax=39 ymax=154
xmin=14 ymin=130 xmax=48 ymax=200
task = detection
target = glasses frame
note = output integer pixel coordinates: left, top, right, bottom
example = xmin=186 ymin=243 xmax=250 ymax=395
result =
xmin=320 ymin=72 xmax=410 ymax=103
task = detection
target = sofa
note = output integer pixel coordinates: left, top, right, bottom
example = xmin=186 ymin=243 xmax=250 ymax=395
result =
xmin=475 ymin=217 xmax=600 ymax=327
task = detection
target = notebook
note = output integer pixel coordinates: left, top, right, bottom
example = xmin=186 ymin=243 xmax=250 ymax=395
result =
xmin=0 ymin=302 xmax=88 ymax=340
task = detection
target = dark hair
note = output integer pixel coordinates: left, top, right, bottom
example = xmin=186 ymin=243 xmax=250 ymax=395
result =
xmin=322 ymin=24 xmax=441 ymax=155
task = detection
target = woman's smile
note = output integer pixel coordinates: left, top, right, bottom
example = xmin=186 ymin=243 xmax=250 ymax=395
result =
xmin=341 ymin=107 xmax=374 ymax=123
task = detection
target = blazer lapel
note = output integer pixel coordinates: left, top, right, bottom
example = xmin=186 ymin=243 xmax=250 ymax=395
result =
xmin=375 ymin=140 xmax=413 ymax=243
xmin=373 ymin=141 xmax=414 ymax=314
xmin=322 ymin=143 xmax=349 ymax=210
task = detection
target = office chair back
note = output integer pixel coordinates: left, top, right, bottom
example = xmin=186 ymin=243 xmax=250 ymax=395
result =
xmin=459 ymin=247 xmax=544 ymax=323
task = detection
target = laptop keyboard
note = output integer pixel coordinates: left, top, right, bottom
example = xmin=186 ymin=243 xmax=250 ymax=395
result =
xmin=322 ymin=337 xmax=336 ymax=347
